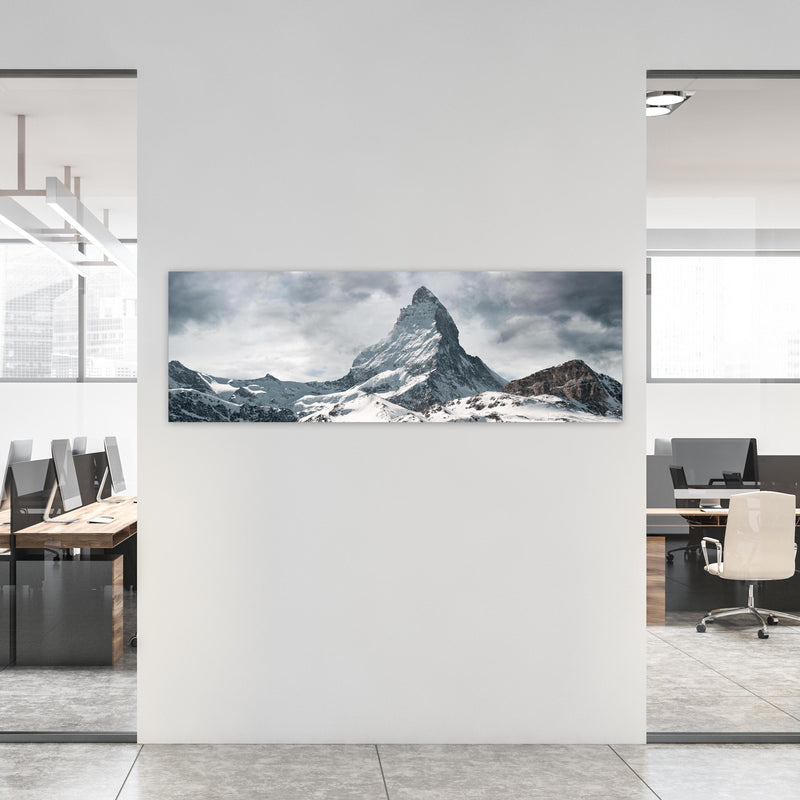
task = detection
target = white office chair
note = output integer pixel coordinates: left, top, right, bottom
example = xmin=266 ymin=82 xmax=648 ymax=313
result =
xmin=697 ymin=491 xmax=800 ymax=639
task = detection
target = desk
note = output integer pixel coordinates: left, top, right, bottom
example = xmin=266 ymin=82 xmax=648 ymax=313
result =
xmin=0 ymin=509 xmax=9 ymax=549
xmin=646 ymin=508 xmax=722 ymax=625
xmin=9 ymin=497 xmax=137 ymax=666
xmin=15 ymin=497 xmax=137 ymax=549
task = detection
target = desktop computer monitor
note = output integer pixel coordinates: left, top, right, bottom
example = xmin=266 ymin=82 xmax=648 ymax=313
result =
xmin=103 ymin=436 xmax=126 ymax=495
xmin=0 ymin=439 xmax=33 ymax=508
xmin=50 ymin=439 xmax=83 ymax=513
xmin=671 ymin=438 xmax=759 ymax=487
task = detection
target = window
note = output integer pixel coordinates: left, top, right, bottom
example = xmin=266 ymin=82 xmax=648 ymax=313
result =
xmin=649 ymin=256 xmax=800 ymax=381
xmin=0 ymin=243 xmax=136 ymax=381
xmin=85 ymin=262 xmax=137 ymax=378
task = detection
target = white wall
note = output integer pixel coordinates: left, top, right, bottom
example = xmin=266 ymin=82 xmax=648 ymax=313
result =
xmin=0 ymin=383 xmax=137 ymax=491
xmin=2 ymin=0 xmax=799 ymax=744
xmin=648 ymin=383 xmax=800 ymax=455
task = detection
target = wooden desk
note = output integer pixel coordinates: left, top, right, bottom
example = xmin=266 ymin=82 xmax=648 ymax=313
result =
xmin=13 ymin=497 xmax=137 ymax=549
xmin=648 ymin=507 xmax=800 ymax=524
xmin=0 ymin=509 xmax=9 ymax=549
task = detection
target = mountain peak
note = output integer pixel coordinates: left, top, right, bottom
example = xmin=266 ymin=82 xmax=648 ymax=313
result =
xmin=412 ymin=285 xmax=440 ymax=305
xmin=502 ymin=360 xmax=622 ymax=416
xmin=342 ymin=286 xmax=505 ymax=408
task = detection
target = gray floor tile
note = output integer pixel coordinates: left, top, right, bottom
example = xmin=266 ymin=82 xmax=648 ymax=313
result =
xmin=614 ymin=744 xmax=800 ymax=800
xmin=757 ymin=696 xmax=800 ymax=720
xmin=378 ymin=744 xmax=657 ymax=799
xmin=0 ymin=667 xmax=136 ymax=731
xmin=0 ymin=588 xmax=137 ymax=732
xmin=647 ymin=696 xmax=800 ymax=733
xmin=648 ymin=607 xmax=800 ymax=732
xmin=0 ymin=743 xmax=139 ymax=800
xmin=118 ymin=744 xmax=385 ymax=800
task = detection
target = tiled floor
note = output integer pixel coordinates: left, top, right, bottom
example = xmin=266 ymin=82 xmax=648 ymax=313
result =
xmin=648 ymin=611 xmax=800 ymax=732
xmin=3 ymin=742 xmax=800 ymax=799
xmin=0 ymin=589 xmax=137 ymax=732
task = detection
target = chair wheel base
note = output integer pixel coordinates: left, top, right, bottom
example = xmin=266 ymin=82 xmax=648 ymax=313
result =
xmin=696 ymin=623 xmax=706 ymax=633
xmin=767 ymin=615 xmax=779 ymax=625
xmin=758 ymin=629 xmax=769 ymax=639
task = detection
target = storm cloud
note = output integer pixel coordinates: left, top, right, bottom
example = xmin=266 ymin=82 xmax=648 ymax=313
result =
xmin=168 ymin=270 xmax=622 ymax=382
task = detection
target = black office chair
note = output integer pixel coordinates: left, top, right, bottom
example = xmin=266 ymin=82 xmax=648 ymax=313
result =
xmin=666 ymin=465 xmax=706 ymax=563
xmin=723 ymin=471 xmax=744 ymax=488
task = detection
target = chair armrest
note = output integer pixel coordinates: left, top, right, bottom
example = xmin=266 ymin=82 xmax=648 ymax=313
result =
xmin=701 ymin=537 xmax=722 ymax=569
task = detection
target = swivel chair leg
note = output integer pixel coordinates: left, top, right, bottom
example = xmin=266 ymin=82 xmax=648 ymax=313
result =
xmin=696 ymin=583 xmax=799 ymax=638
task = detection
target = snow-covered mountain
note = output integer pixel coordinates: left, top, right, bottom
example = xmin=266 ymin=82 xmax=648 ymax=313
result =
xmin=502 ymin=359 xmax=622 ymax=418
xmin=168 ymin=287 xmax=622 ymax=423
xmin=337 ymin=285 xmax=506 ymax=411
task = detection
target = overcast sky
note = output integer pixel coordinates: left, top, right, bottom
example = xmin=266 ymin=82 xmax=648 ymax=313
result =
xmin=168 ymin=270 xmax=622 ymax=383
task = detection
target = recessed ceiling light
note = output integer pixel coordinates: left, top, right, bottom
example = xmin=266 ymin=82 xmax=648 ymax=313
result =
xmin=646 ymin=90 xmax=691 ymax=106
xmin=645 ymin=90 xmax=694 ymax=118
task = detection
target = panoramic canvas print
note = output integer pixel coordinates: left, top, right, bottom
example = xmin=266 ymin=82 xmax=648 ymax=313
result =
xmin=168 ymin=270 xmax=622 ymax=423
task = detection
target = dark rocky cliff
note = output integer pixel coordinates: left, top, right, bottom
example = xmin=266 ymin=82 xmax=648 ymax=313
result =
xmin=502 ymin=359 xmax=622 ymax=416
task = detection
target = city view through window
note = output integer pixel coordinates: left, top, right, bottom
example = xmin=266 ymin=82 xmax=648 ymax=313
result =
xmin=0 ymin=243 xmax=137 ymax=379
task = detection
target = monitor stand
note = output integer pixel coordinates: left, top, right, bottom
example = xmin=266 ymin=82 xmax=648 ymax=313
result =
xmin=96 ymin=467 xmax=125 ymax=504
xmin=42 ymin=482 xmax=78 ymax=524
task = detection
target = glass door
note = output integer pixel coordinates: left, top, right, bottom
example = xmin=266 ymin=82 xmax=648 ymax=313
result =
xmin=0 ymin=71 xmax=137 ymax=741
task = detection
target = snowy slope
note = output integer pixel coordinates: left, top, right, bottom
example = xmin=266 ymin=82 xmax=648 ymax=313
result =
xmin=300 ymin=393 xmax=423 ymax=423
xmin=425 ymin=392 xmax=619 ymax=423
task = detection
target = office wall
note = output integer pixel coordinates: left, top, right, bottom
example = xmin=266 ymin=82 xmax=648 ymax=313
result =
xmin=647 ymin=383 xmax=800 ymax=455
xmin=2 ymin=0 xmax=799 ymax=744
xmin=0 ymin=383 xmax=137 ymax=492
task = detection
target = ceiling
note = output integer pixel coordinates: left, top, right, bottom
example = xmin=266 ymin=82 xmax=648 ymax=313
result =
xmin=647 ymin=77 xmax=800 ymax=228
xmin=0 ymin=77 xmax=136 ymax=239
xmin=0 ymin=75 xmax=795 ymax=237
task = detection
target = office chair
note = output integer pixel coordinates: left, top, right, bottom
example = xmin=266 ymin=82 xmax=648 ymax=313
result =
xmin=697 ymin=491 xmax=800 ymax=639
xmin=723 ymin=471 xmax=743 ymax=488
xmin=666 ymin=465 xmax=706 ymax=563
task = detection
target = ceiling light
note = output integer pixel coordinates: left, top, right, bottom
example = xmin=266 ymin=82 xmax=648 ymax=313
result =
xmin=645 ymin=90 xmax=694 ymax=118
xmin=0 ymin=114 xmax=134 ymax=276
xmin=646 ymin=91 xmax=690 ymax=106
xmin=0 ymin=196 xmax=87 ymax=275
xmin=46 ymin=177 xmax=137 ymax=277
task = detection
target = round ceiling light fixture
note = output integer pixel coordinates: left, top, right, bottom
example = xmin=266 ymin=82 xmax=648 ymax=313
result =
xmin=645 ymin=90 xmax=694 ymax=117
xmin=646 ymin=91 xmax=690 ymax=106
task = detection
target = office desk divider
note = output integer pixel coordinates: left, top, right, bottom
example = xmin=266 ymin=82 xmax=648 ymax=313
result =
xmin=74 ymin=451 xmax=111 ymax=506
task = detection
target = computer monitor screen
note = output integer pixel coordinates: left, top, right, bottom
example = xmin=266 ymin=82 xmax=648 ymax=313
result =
xmin=671 ymin=438 xmax=759 ymax=487
xmin=72 ymin=436 xmax=87 ymax=455
xmin=0 ymin=439 xmax=33 ymax=506
xmin=104 ymin=436 xmax=126 ymax=494
xmin=51 ymin=439 xmax=83 ymax=512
